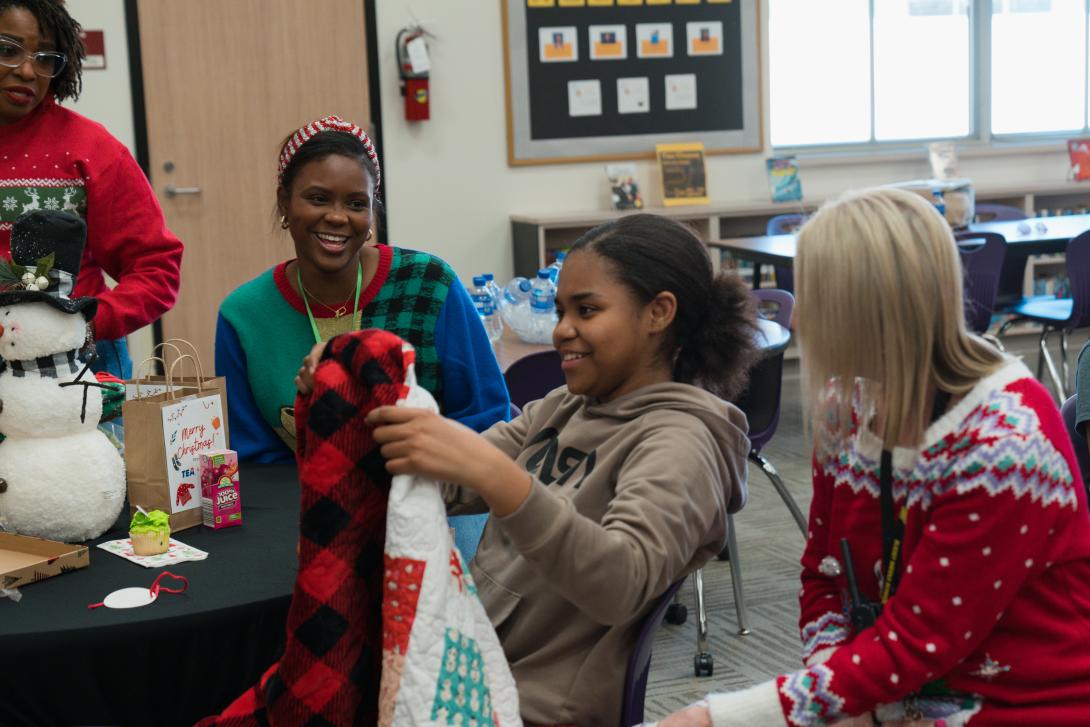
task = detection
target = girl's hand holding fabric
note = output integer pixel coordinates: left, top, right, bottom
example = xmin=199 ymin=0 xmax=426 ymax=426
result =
xmin=294 ymin=341 xmax=329 ymax=396
xmin=367 ymin=406 xmax=532 ymax=516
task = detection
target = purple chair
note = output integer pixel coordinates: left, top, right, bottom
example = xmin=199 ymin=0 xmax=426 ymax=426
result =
xmin=954 ymin=231 xmax=1007 ymax=334
xmin=974 ymin=202 xmax=1027 ymax=223
xmin=503 ymin=349 xmax=565 ymax=410
xmin=1006 ymin=229 xmax=1090 ymax=400
xmin=1061 ymin=395 xmax=1090 ymax=498
xmin=678 ymin=289 xmax=803 ymax=678
xmin=766 ymin=214 xmax=807 ymax=293
xmin=619 ymin=579 xmax=685 ymax=727
xmin=736 ymin=289 xmax=807 ymax=534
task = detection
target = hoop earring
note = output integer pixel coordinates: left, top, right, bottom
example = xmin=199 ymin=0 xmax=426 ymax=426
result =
xmin=365 ymin=229 xmax=373 ymax=241
xmin=280 ymin=215 xmax=290 ymax=229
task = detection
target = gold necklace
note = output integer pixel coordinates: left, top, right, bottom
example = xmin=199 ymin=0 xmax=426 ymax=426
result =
xmin=297 ymin=274 xmax=355 ymax=318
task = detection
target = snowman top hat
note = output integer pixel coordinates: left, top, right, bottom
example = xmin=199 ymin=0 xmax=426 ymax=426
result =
xmin=0 ymin=210 xmax=97 ymax=319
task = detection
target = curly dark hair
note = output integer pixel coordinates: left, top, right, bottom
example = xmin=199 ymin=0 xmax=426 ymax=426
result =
xmin=568 ymin=214 xmax=761 ymax=401
xmin=0 ymin=0 xmax=84 ymax=101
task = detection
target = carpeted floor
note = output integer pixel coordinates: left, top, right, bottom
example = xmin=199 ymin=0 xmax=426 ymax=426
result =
xmin=642 ymin=330 xmax=1089 ymax=721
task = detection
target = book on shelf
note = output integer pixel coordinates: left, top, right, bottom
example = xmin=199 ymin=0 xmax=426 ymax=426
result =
xmin=766 ymin=156 xmax=802 ymax=203
xmin=656 ymin=142 xmax=709 ymax=207
xmin=1067 ymin=138 xmax=1090 ymax=182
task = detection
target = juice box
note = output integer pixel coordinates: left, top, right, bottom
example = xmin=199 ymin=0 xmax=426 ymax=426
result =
xmin=199 ymin=450 xmax=242 ymax=529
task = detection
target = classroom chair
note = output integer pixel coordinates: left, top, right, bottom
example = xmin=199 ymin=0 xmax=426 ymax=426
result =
xmin=765 ymin=214 xmax=807 ymax=293
xmin=954 ymin=231 xmax=1007 ymax=335
xmin=974 ymin=202 xmax=1028 ymax=223
xmin=1061 ymin=395 xmax=1090 ymax=498
xmin=669 ymin=288 xmax=805 ymax=677
xmin=619 ymin=579 xmax=686 ymax=727
xmin=738 ymin=289 xmax=807 ymax=535
xmin=503 ymin=349 xmax=565 ymax=410
xmin=1002 ymin=229 xmax=1090 ymax=400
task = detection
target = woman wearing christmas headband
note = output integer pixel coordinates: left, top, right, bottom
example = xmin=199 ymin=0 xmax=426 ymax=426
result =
xmin=0 ymin=0 xmax=183 ymax=382
xmin=215 ymin=114 xmax=508 ymax=556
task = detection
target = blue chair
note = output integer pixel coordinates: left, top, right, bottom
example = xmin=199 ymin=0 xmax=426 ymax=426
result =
xmin=975 ymin=202 xmax=1027 ymax=223
xmin=1006 ymin=229 xmax=1090 ymax=400
xmin=954 ymin=231 xmax=1007 ymax=334
xmin=766 ymin=214 xmax=807 ymax=293
xmin=619 ymin=579 xmax=685 ymax=727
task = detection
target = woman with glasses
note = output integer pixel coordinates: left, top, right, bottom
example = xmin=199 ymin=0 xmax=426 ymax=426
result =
xmin=0 ymin=0 xmax=182 ymax=383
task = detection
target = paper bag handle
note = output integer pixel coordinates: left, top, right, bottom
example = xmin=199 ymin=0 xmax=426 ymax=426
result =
xmin=157 ymin=338 xmax=207 ymax=382
xmin=132 ymin=356 xmax=168 ymax=398
xmin=166 ymin=355 xmax=203 ymax=398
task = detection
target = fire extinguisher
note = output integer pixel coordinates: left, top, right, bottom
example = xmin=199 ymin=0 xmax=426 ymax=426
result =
xmin=396 ymin=26 xmax=430 ymax=122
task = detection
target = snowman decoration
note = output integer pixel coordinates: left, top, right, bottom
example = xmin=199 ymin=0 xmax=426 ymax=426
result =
xmin=0 ymin=210 xmax=125 ymax=542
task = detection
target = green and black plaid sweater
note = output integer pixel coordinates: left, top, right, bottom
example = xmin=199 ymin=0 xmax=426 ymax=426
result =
xmin=217 ymin=244 xmax=510 ymax=463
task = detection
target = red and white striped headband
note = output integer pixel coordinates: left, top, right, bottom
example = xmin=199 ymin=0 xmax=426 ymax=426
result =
xmin=277 ymin=115 xmax=381 ymax=191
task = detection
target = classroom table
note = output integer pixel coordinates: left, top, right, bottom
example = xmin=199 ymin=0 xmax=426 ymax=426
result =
xmin=0 ymin=464 xmax=300 ymax=727
xmin=711 ymin=212 xmax=1090 ymax=306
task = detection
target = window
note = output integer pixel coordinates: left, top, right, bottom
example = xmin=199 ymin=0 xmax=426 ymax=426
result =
xmin=769 ymin=0 xmax=1090 ymax=149
xmin=991 ymin=0 xmax=1086 ymax=134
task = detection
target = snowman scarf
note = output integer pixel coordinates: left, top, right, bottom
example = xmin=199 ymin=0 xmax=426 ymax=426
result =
xmin=0 ymin=349 xmax=79 ymax=377
xmin=198 ymin=329 xmax=519 ymax=727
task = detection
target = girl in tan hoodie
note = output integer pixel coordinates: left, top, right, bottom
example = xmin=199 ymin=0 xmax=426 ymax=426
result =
xmin=303 ymin=213 xmax=761 ymax=726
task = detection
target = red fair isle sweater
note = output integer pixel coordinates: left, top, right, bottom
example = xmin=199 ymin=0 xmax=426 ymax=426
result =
xmin=0 ymin=97 xmax=182 ymax=340
xmin=708 ymin=358 xmax=1090 ymax=726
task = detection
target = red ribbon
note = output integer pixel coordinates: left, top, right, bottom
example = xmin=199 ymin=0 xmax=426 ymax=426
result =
xmin=88 ymin=571 xmax=189 ymax=609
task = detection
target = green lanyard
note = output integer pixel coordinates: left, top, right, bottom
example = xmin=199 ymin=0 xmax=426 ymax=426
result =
xmin=297 ymin=261 xmax=364 ymax=344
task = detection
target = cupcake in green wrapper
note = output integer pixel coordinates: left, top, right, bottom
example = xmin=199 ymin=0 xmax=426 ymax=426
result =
xmin=129 ymin=509 xmax=170 ymax=555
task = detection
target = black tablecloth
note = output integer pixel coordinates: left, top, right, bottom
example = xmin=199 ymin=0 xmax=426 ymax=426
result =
xmin=0 ymin=464 xmax=300 ymax=727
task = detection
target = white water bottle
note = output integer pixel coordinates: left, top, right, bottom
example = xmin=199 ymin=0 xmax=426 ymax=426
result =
xmin=528 ymin=269 xmax=558 ymax=344
xmin=546 ymin=251 xmax=567 ymax=284
xmin=471 ymin=275 xmax=503 ymax=343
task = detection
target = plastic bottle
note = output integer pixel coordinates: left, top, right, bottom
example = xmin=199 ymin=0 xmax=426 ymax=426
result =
xmin=546 ymin=251 xmax=567 ymax=284
xmin=500 ymin=277 xmax=532 ymax=337
xmin=528 ymin=269 xmax=558 ymax=344
xmin=471 ymin=275 xmax=503 ymax=343
xmin=482 ymin=273 xmax=504 ymax=310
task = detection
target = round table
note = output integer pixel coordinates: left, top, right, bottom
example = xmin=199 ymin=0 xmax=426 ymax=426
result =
xmin=0 ymin=464 xmax=300 ymax=727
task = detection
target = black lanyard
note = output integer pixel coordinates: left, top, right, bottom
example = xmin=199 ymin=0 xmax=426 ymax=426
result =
xmin=878 ymin=389 xmax=951 ymax=604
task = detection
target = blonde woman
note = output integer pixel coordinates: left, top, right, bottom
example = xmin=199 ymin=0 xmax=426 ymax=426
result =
xmin=660 ymin=188 xmax=1090 ymax=726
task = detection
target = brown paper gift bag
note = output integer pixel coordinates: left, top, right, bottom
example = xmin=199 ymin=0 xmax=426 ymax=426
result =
xmin=124 ymin=339 xmax=231 ymax=444
xmin=122 ymin=356 xmax=230 ymax=532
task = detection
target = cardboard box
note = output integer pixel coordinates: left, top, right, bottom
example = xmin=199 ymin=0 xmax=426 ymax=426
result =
xmin=0 ymin=532 xmax=89 ymax=589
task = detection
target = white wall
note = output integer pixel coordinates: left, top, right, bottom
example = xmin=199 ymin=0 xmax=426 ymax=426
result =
xmin=61 ymin=0 xmax=153 ymax=363
xmin=63 ymin=0 xmax=135 ymax=154
xmin=375 ymin=0 xmax=1072 ymax=285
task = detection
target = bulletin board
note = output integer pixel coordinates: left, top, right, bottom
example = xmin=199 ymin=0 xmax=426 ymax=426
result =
xmin=502 ymin=0 xmax=761 ymax=166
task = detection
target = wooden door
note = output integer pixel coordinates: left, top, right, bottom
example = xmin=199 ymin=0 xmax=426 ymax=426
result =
xmin=136 ymin=0 xmax=371 ymax=368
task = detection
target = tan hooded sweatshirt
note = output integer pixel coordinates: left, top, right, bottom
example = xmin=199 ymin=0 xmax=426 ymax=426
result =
xmin=445 ymin=382 xmax=750 ymax=726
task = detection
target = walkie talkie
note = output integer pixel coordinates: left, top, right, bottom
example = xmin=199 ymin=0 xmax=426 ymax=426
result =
xmin=840 ymin=538 xmax=882 ymax=630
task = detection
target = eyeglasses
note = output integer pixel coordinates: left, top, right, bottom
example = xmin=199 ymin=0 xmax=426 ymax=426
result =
xmin=0 ymin=39 xmax=66 ymax=78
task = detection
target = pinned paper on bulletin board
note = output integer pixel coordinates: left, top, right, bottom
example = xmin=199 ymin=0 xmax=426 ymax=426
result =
xmin=657 ymin=142 xmax=708 ymax=206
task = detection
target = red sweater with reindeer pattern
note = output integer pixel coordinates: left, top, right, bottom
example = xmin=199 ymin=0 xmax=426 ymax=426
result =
xmin=0 ymin=96 xmax=182 ymax=340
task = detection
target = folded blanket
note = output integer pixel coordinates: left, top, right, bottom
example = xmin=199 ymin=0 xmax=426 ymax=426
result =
xmin=198 ymin=330 xmax=520 ymax=727
xmin=378 ymin=341 xmax=521 ymax=726
xmin=197 ymin=329 xmax=401 ymax=726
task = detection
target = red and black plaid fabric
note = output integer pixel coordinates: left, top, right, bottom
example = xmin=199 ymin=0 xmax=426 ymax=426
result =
xmin=197 ymin=330 xmax=409 ymax=727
